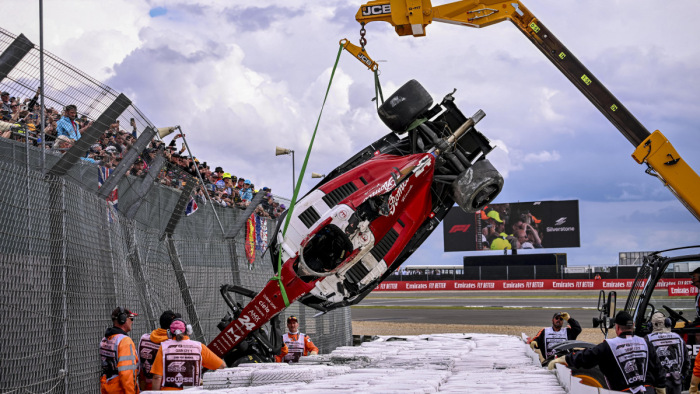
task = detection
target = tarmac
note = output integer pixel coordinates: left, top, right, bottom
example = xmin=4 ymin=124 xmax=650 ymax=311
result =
xmin=352 ymin=290 xmax=623 ymax=326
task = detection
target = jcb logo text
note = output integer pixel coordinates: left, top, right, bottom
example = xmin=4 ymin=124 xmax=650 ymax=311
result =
xmin=362 ymin=4 xmax=391 ymax=16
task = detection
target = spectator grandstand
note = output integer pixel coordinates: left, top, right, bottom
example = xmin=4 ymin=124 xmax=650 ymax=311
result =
xmin=0 ymin=81 xmax=285 ymax=218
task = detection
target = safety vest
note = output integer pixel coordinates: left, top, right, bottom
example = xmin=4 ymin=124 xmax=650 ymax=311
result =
xmin=646 ymin=331 xmax=684 ymax=381
xmin=606 ymin=335 xmax=649 ymax=393
xmin=160 ymin=339 xmax=203 ymax=389
xmin=138 ymin=334 xmax=160 ymax=380
xmin=543 ymin=327 xmax=568 ymax=358
xmin=282 ymin=333 xmax=306 ymax=363
xmin=100 ymin=334 xmax=125 ymax=380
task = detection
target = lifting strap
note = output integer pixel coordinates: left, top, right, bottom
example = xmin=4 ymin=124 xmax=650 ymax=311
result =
xmin=338 ymin=38 xmax=384 ymax=109
xmin=374 ymin=69 xmax=384 ymax=110
xmin=270 ymin=43 xmax=345 ymax=307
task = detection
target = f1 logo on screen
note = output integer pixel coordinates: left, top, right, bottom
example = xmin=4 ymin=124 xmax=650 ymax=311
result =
xmin=449 ymin=225 xmax=471 ymax=233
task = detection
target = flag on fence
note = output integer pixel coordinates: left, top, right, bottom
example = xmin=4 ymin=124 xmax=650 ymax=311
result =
xmin=185 ymin=197 xmax=199 ymax=216
xmin=245 ymin=213 xmax=256 ymax=266
xmin=98 ymin=166 xmax=118 ymax=222
xmin=255 ymin=215 xmax=268 ymax=252
xmin=98 ymin=166 xmax=119 ymax=208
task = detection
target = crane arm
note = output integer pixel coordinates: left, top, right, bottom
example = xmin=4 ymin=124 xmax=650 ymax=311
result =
xmin=340 ymin=39 xmax=380 ymax=71
xmin=356 ymin=0 xmax=700 ymax=220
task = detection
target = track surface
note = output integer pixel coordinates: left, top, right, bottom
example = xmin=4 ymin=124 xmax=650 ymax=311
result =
xmin=352 ymin=290 xmax=627 ymax=326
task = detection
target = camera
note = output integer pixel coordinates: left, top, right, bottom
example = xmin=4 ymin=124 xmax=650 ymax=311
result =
xmin=518 ymin=210 xmax=532 ymax=225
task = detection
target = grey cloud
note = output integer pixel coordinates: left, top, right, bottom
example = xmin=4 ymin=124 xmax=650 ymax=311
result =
xmin=224 ymin=6 xmax=303 ymax=32
xmin=143 ymin=42 xmax=230 ymax=65
xmin=330 ymin=4 xmax=367 ymax=32
xmin=178 ymin=3 xmax=207 ymax=16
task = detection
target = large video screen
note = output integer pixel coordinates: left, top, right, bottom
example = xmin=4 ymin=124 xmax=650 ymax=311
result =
xmin=443 ymin=200 xmax=580 ymax=252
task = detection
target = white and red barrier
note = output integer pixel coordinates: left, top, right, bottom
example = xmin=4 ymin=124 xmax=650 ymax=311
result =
xmin=374 ymin=278 xmax=694 ymax=292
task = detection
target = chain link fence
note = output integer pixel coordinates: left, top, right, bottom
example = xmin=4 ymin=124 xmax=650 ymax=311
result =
xmin=0 ymin=27 xmax=351 ymax=394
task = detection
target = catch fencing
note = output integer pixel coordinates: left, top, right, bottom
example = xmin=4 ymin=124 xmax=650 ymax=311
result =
xmin=0 ymin=27 xmax=351 ymax=394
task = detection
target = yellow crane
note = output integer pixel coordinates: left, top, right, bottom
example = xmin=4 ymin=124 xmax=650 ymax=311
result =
xmin=355 ymin=0 xmax=700 ymax=220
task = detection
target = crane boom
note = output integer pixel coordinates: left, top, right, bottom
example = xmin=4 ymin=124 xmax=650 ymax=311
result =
xmin=355 ymin=0 xmax=700 ymax=220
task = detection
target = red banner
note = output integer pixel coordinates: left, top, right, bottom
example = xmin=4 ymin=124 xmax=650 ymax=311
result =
xmin=373 ymin=278 xmax=694 ymax=292
xmin=245 ymin=214 xmax=256 ymax=265
xmin=668 ymin=285 xmax=699 ymax=296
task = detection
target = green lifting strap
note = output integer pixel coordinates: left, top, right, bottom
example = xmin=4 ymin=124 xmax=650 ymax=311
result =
xmin=406 ymin=117 xmax=428 ymax=132
xmin=374 ymin=69 xmax=384 ymax=110
xmin=270 ymin=43 xmax=345 ymax=307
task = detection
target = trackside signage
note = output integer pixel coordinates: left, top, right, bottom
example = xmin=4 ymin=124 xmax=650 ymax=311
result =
xmin=668 ymin=285 xmax=699 ymax=296
xmin=374 ymin=279 xmax=695 ymax=292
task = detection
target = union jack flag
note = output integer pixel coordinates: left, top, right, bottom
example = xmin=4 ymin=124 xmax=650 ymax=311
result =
xmin=185 ymin=197 xmax=199 ymax=216
xmin=98 ymin=166 xmax=118 ymax=222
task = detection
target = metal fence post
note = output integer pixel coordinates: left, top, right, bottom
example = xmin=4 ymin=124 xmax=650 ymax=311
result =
xmin=61 ymin=179 xmax=68 ymax=394
xmin=164 ymin=235 xmax=205 ymax=342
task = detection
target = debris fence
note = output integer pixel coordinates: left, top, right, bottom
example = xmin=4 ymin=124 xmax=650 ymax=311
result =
xmin=0 ymin=26 xmax=351 ymax=394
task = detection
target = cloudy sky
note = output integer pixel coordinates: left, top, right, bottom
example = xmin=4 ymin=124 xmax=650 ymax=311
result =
xmin=4 ymin=0 xmax=700 ymax=268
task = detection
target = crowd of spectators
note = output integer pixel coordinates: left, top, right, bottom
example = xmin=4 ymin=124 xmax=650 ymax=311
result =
xmin=142 ymin=134 xmax=287 ymax=218
xmin=0 ymin=89 xmax=286 ymax=219
xmin=481 ymin=204 xmax=544 ymax=251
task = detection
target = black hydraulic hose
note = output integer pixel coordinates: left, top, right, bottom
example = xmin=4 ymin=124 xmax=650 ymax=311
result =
xmin=453 ymin=148 xmax=470 ymax=168
xmin=434 ymin=175 xmax=458 ymax=181
xmin=418 ymin=124 xmax=440 ymax=144
xmin=444 ymin=152 xmax=465 ymax=173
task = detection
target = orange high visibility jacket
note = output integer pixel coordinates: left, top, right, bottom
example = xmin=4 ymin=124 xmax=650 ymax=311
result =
xmin=149 ymin=336 xmax=224 ymax=390
xmin=275 ymin=333 xmax=318 ymax=363
xmin=100 ymin=333 xmax=139 ymax=394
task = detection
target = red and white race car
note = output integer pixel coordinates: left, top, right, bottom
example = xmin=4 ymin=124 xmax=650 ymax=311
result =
xmin=209 ymin=80 xmax=504 ymax=359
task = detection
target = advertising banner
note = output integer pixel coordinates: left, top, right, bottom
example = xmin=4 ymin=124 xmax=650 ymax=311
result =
xmin=374 ymin=278 xmax=694 ymax=292
xmin=443 ymin=200 xmax=580 ymax=252
xmin=668 ymin=285 xmax=699 ymax=296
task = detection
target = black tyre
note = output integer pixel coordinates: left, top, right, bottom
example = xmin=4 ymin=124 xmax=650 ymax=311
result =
xmin=452 ymin=159 xmax=504 ymax=212
xmin=378 ymin=79 xmax=434 ymax=132
xmin=570 ymin=366 xmax=609 ymax=389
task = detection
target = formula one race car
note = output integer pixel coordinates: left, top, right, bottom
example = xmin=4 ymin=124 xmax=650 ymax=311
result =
xmin=209 ymin=79 xmax=504 ymax=357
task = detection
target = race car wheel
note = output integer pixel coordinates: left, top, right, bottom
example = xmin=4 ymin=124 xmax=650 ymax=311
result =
xmin=452 ymin=159 xmax=503 ymax=212
xmin=378 ymin=79 xmax=434 ymax=132
xmin=570 ymin=366 xmax=609 ymax=389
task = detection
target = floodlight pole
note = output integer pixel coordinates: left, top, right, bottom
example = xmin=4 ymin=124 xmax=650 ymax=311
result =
xmin=176 ymin=126 xmax=224 ymax=235
xmin=40 ymin=0 xmax=46 ymax=175
xmin=291 ymin=150 xmax=295 ymax=194
xmin=275 ymin=147 xmax=295 ymax=195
